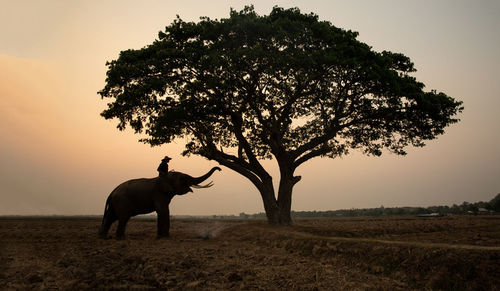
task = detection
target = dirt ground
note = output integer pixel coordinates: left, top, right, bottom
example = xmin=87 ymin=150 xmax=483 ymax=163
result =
xmin=1 ymin=215 xmax=499 ymax=290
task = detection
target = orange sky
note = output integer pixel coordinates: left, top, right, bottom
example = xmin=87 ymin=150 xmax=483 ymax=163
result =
xmin=1 ymin=1 xmax=499 ymax=215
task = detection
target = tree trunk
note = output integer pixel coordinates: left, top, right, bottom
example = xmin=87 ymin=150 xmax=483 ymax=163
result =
xmin=259 ymin=183 xmax=280 ymax=225
xmin=276 ymin=176 xmax=297 ymax=225
xmin=205 ymin=146 xmax=297 ymax=225
xmin=258 ymin=175 xmax=297 ymax=225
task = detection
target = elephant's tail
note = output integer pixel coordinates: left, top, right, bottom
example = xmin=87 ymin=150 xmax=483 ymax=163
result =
xmin=99 ymin=196 xmax=113 ymax=231
xmin=103 ymin=195 xmax=113 ymax=217
xmin=104 ymin=195 xmax=111 ymax=211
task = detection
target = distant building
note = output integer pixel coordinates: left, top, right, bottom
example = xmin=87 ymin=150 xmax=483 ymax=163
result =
xmin=417 ymin=213 xmax=442 ymax=217
xmin=478 ymin=208 xmax=494 ymax=214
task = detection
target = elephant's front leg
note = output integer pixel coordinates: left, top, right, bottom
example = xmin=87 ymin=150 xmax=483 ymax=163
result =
xmin=157 ymin=208 xmax=170 ymax=238
xmin=155 ymin=196 xmax=171 ymax=238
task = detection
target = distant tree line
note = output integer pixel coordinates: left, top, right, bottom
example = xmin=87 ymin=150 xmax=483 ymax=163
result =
xmin=241 ymin=193 xmax=500 ymax=219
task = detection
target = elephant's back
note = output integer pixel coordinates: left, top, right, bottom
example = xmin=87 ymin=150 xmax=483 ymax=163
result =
xmin=110 ymin=177 xmax=158 ymax=195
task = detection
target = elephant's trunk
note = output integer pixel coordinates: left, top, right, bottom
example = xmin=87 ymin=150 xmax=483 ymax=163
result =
xmin=190 ymin=167 xmax=221 ymax=186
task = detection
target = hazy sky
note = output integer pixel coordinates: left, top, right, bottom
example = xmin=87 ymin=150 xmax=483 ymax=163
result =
xmin=1 ymin=0 xmax=499 ymax=215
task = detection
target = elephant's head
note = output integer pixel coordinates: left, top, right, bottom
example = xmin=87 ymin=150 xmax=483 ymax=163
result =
xmin=167 ymin=167 xmax=222 ymax=195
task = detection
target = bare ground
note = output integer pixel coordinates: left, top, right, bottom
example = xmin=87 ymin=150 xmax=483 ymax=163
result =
xmin=1 ymin=215 xmax=499 ymax=290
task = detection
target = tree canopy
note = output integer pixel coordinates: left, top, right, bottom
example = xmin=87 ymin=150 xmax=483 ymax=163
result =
xmin=99 ymin=6 xmax=463 ymax=224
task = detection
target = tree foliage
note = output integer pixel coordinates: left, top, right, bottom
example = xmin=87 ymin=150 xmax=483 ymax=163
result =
xmin=99 ymin=6 xmax=463 ymax=224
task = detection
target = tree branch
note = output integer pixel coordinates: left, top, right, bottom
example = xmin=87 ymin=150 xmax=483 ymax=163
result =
xmin=202 ymin=144 xmax=268 ymax=192
xmin=291 ymin=124 xmax=340 ymax=160
xmin=294 ymin=147 xmax=330 ymax=168
xmin=230 ymin=112 xmax=269 ymax=177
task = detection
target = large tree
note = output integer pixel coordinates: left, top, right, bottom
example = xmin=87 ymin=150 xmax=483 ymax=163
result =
xmin=99 ymin=6 xmax=463 ymax=225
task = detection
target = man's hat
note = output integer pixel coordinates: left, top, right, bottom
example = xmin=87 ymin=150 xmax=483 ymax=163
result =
xmin=162 ymin=156 xmax=172 ymax=162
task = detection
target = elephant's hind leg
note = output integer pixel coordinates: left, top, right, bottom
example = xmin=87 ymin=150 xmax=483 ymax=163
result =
xmin=115 ymin=217 xmax=130 ymax=240
xmin=99 ymin=205 xmax=117 ymax=239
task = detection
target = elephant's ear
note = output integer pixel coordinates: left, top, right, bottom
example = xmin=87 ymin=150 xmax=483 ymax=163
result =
xmin=159 ymin=177 xmax=173 ymax=193
xmin=179 ymin=175 xmax=191 ymax=186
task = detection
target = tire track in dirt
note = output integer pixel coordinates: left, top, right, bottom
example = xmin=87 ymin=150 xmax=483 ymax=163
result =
xmin=258 ymin=226 xmax=500 ymax=251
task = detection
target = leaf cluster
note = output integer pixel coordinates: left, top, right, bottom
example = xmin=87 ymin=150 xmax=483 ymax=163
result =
xmin=99 ymin=6 xmax=462 ymax=168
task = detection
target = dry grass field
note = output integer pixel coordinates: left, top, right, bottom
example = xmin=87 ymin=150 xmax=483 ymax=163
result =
xmin=1 ymin=215 xmax=499 ymax=290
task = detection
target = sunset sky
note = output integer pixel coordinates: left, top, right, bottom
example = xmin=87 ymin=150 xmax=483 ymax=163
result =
xmin=1 ymin=0 xmax=499 ymax=216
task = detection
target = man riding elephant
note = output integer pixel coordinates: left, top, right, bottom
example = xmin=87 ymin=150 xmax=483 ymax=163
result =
xmin=157 ymin=155 xmax=171 ymax=177
xmin=99 ymin=155 xmax=221 ymax=239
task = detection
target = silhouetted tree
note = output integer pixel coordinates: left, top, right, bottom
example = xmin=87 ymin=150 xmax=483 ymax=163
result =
xmin=99 ymin=6 xmax=463 ymax=225
xmin=490 ymin=193 xmax=500 ymax=212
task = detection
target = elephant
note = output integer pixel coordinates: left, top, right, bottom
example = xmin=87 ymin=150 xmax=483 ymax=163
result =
xmin=98 ymin=167 xmax=221 ymax=239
